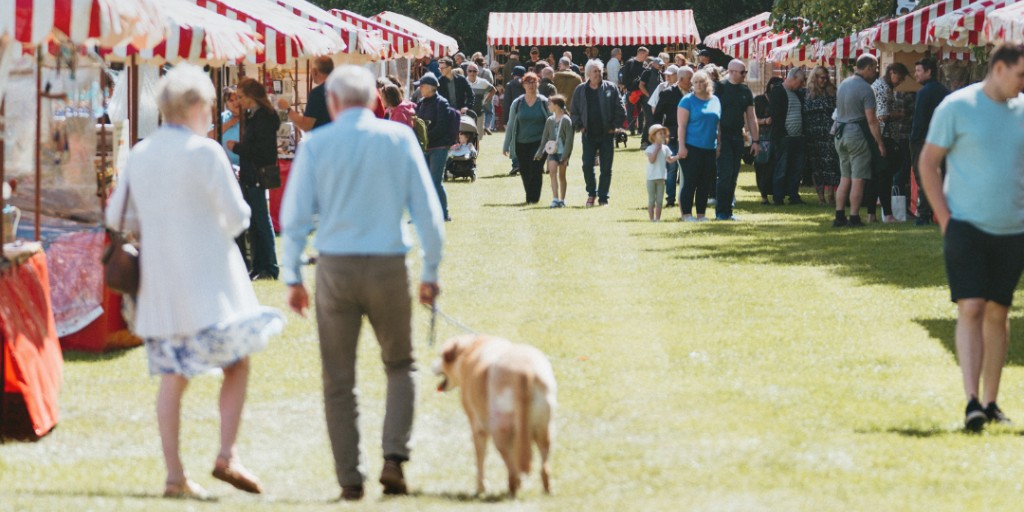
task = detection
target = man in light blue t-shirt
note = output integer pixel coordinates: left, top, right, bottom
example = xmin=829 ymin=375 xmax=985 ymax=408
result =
xmin=919 ymin=43 xmax=1024 ymax=432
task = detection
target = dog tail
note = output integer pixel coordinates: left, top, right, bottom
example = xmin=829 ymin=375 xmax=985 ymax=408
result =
xmin=515 ymin=372 xmax=533 ymax=476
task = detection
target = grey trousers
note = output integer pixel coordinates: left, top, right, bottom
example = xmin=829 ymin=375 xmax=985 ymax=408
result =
xmin=315 ymin=255 xmax=416 ymax=488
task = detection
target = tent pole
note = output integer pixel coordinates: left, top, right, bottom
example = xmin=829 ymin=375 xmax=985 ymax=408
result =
xmin=1 ymin=96 xmax=5 ymax=247
xmin=129 ymin=55 xmax=138 ymax=146
xmin=214 ymin=67 xmax=223 ymax=142
xmin=34 ymin=47 xmax=42 ymax=242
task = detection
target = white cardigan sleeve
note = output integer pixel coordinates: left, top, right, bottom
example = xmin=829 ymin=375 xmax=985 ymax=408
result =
xmin=201 ymin=143 xmax=251 ymax=238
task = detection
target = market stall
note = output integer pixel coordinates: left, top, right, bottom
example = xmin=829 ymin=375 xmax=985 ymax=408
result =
xmin=375 ymin=10 xmax=459 ymax=58
xmin=703 ymin=12 xmax=772 ymax=50
xmin=273 ymin=0 xmax=385 ymax=62
xmin=485 ymin=10 xmax=701 ymax=48
xmin=984 ymin=1 xmax=1024 ymax=43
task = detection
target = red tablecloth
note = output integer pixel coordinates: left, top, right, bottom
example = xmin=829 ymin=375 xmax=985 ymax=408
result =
xmin=269 ymin=158 xmax=292 ymax=234
xmin=0 ymin=251 xmax=63 ymax=439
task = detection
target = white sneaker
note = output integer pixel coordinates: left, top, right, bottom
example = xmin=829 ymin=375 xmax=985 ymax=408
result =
xmin=682 ymin=215 xmax=698 ymax=223
xmin=695 ymin=216 xmax=710 ymax=222
xmin=549 ymin=200 xmax=560 ymax=208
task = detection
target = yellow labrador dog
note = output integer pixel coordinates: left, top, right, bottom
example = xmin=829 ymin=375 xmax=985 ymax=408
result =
xmin=433 ymin=334 xmax=557 ymax=497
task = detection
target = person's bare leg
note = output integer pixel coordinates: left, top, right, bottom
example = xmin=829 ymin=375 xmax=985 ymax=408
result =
xmin=557 ymin=164 xmax=568 ymax=201
xmin=157 ymin=375 xmax=190 ymax=485
xmin=981 ymin=302 xmax=1010 ymax=406
xmin=218 ymin=357 xmax=250 ymax=461
xmin=648 ymin=204 xmax=655 ymax=221
xmin=956 ymin=299 xmax=986 ymax=401
xmin=836 ymin=177 xmax=851 ymax=212
xmin=850 ymin=178 xmax=866 ymax=216
xmin=655 ymin=203 xmax=662 ymax=221
xmin=547 ymin=160 xmax=559 ymax=200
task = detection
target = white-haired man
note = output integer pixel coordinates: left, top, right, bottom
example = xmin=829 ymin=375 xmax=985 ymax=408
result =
xmin=280 ymin=65 xmax=445 ymax=501
xmin=570 ymin=59 xmax=626 ymax=206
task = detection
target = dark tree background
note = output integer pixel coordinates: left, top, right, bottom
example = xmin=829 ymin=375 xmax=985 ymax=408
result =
xmin=315 ymin=0 xmax=775 ymax=55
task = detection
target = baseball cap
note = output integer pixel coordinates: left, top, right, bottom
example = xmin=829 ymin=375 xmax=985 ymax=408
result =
xmin=664 ymin=65 xmax=679 ymax=75
xmin=512 ymin=66 xmax=526 ymax=77
xmin=414 ymin=73 xmax=439 ymax=88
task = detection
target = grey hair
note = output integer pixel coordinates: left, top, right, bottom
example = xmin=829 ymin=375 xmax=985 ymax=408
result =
xmin=611 ymin=48 xmax=622 ymax=56
xmin=541 ymin=67 xmax=554 ymax=78
xmin=155 ymin=63 xmax=215 ymax=123
xmin=559 ymin=57 xmax=572 ymax=67
xmin=677 ymin=65 xmax=695 ymax=78
xmin=584 ymin=58 xmax=604 ymax=74
xmin=786 ymin=68 xmax=805 ymax=80
xmin=325 ymin=65 xmax=376 ymax=109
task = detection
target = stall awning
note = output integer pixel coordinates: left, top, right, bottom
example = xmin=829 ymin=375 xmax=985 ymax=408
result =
xmin=486 ymin=12 xmax=591 ymax=47
xmin=704 ymin=12 xmax=771 ymax=49
xmin=873 ymin=0 xmax=985 ymax=51
xmin=332 ymin=9 xmax=428 ymax=58
xmin=374 ymin=11 xmax=458 ymax=58
xmin=984 ymin=1 xmax=1024 ymax=43
xmin=103 ymin=0 xmax=263 ymax=65
xmin=486 ymin=10 xmax=699 ymax=47
xmin=768 ymin=40 xmax=825 ymax=66
xmin=273 ymin=0 xmax=384 ymax=59
xmin=929 ymin=0 xmax=1020 ymax=46
xmin=823 ymin=28 xmax=879 ymax=62
xmin=757 ymin=32 xmax=796 ymax=59
xmin=189 ymin=0 xmax=343 ymax=66
xmin=1 ymin=0 xmax=164 ymax=48
xmin=720 ymin=25 xmax=773 ymax=59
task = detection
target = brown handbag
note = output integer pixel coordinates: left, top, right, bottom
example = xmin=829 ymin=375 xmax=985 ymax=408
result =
xmin=101 ymin=181 xmax=140 ymax=296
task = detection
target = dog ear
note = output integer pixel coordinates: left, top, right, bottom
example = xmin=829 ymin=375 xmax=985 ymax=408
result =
xmin=443 ymin=345 xmax=458 ymax=364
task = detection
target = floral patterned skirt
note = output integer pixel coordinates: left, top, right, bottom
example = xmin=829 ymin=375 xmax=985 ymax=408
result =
xmin=144 ymin=307 xmax=284 ymax=378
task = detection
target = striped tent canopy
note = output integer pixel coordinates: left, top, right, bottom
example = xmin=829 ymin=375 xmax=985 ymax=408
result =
xmin=822 ymin=27 xmax=879 ymax=62
xmin=188 ymin=0 xmax=343 ymax=66
xmin=103 ymin=0 xmax=263 ymax=65
xmin=332 ymin=9 xmax=430 ymax=58
xmin=720 ymin=25 xmax=774 ymax=59
xmin=983 ymin=0 xmax=1024 ymax=43
xmin=1 ymin=0 xmax=164 ymax=48
xmin=486 ymin=12 xmax=591 ymax=47
xmin=756 ymin=31 xmax=795 ymax=59
xmin=590 ymin=10 xmax=700 ymax=46
xmin=273 ymin=0 xmax=384 ymax=60
xmin=873 ymin=0 xmax=985 ymax=51
xmin=703 ymin=12 xmax=771 ymax=49
xmin=767 ymin=39 xmax=825 ymax=66
xmin=928 ymin=0 xmax=1021 ymax=46
xmin=374 ymin=11 xmax=458 ymax=58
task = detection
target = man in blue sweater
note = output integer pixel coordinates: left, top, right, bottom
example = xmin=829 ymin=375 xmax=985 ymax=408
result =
xmin=909 ymin=57 xmax=950 ymax=226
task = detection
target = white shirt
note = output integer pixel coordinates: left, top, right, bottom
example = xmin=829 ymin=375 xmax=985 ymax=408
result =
xmin=104 ymin=126 xmax=258 ymax=337
xmin=607 ymin=57 xmax=621 ymax=86
xmin=645 ymin=143 xmax=671 ymax=180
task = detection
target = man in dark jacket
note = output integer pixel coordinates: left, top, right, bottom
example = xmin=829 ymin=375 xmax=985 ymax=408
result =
xmin=653 ymin=65 xmax=685 ymax=207
xmin=570 ymin=59 xmax=626 ymax=206
xmin=638 ymin=57 xmax=663 ymax=147
xmin=619 ymin=47 xmax=648 ymax=135
xmin=415 ymin=73 xmax=454 ymax=221
xmin=436 ymin=57 xmax=473 ymax=114
xmin=909 ymin=57 xmax=949 ymax=226
xmin=503 ymin=66 xmax=526 ymax=175
xmin=539 ymin=67 xmax=558 ymax=98
xmin=769 ymin=68 xmax=808 ymax=205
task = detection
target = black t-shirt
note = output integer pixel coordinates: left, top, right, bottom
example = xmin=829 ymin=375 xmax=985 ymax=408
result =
xmin=585 ymin=85 xmax=603 ymax=135
xmin=303 ymin=83 xmax=331 ymax=130
xmin=715 ymin=80 xmax=754 ymax=134
xmin=641 ymin=68 xmax=661 ymax=95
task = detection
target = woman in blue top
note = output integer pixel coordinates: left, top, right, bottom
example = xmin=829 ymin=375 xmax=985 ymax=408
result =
xmin=676 ymin=70 xmax=722 ymax=222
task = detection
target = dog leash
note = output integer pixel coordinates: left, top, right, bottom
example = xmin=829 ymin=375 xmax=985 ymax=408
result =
xmin=424 ymin=304 xmax=476 ymax=346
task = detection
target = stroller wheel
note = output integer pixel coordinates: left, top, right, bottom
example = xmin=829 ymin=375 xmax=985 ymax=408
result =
xmin=444 ymin=172 xmax=453 ymax=181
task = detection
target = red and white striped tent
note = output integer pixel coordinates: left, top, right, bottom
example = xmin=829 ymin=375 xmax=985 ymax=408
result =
xmin=984 ymin=1 xmax=1024 ymax=43
xmin=486 ymin=11 xmax=699 ymax=47
xmin=332 ymin=9 xmax=430 ymax=58
xmin=486 ymin=12 xmax=591 ymax=47
xmin=929 ymin=0 xmax=1021 ymax=46
xmin=756 ymin=31 xmax=796 ymax=59
xmin=703 ymin=12 xmax=771 ymax=49
xmin=767 ymin=39 xmax=824 ymax=66
xmin=374 ymin=11 xmax=458 ymax=58
xmin=188 ymin=0 xmax=343 ymax=66
xmin=1 ymin=0 xmax=164 ymax=48
xmin=873 ymin=0 xmax=985 ymax=51
xmin=590 ymin=10 xmax=700 ymax=46
xmin=103 ymin=0 xmax=262 ymax=65
xmin=273 ymin=0 xmax=384 ymax=60
xmin=820 ymin=27 xmax=879 ymax=63
xmin=720 ymin=25 xmax=774 ymax=59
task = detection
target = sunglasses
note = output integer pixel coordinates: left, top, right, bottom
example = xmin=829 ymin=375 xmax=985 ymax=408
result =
xmin=730 ymin=70 xmax=747 ymax=75
xmin=468 ymin=70 xmax=478 ymax=73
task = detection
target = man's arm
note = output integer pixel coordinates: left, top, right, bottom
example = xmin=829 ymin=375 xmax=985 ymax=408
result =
xmin=918 ymin=143 xmax=950 ymax=233
xmin=280 ymin=138 xmax=319 ymax=316
xmin=744 ymin=104 xmax=759 ymax=154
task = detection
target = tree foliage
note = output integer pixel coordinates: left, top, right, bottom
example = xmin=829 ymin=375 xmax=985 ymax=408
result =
xmin=314 ymin=0 xmax=774 ymax=54
xmin=771 ymin=0 xmax=895 ymax=44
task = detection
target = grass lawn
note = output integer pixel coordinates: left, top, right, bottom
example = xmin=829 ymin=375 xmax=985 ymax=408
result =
xmin=3 ymin=131 xmax=1024 ymax=511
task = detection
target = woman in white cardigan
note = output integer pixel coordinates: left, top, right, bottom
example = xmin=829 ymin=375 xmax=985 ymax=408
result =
xmin=104 ymin=64 xmax=282 ymax=500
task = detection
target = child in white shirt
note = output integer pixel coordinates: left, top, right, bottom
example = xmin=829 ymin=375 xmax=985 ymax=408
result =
xmin=449 ymin=132 xmax=478 ymax=160
xmin=645 ymin=124 xmax=680 ymax=221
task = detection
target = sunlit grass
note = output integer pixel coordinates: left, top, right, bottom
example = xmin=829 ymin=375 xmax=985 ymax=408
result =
xmin=3 ymin=132 xmax=1023 ymax=510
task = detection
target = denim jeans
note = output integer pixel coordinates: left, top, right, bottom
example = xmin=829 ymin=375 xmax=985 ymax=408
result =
xmin=426 ymin=148 xmax=449 ymax=219
xmin=715 ymin=133 xmax=745 ymax=218
xmin=242 ymin=184 xmax=278 ymax=278
xmin=581 ymin=131 xmax=615 ymax=201
xmin=679 ymin=145 xmax=716 ymax=216
xmin=666 ymin=139 xmax=680 ymax=204
xmin=772 ymin=136 xmax=805 ymax=204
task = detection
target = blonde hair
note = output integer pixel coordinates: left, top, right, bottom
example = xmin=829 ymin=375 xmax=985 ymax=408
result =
xmin=691 ymin=70 xmax=715 ymax=96
xmin=807 ymin=66 xmax=836 ymax=98
xmin=155 ymin=64 xmax=215 ymax=124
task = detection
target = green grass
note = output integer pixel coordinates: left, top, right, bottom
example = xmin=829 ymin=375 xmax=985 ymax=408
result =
xmin=3 ymin=132 xmax=1024 ymax=511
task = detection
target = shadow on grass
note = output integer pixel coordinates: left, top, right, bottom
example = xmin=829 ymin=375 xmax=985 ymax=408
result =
xmin=62 ymin=347 xmax=136 ymax=363
xmin=646 ymin=213 xmax=945 ymax=289
xmin=8 ymin=489 xmax=218 ymax=502
xmin=914 ymin=317 xmax=1024 ymax=367
xmin=406 ymin=490 xmax=511 ymax=503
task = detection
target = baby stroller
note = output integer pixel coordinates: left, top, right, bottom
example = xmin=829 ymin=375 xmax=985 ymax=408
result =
xmin=445 ymin=112 xmax=479 ymax=182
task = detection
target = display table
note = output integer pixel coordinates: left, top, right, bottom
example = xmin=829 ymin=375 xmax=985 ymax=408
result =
xmin=0 ymin=248 xmax=63 ymax=440
xmin=268 ymin=157 xmax=293 ymax=234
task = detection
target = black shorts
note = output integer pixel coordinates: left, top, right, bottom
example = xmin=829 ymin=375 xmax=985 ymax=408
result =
xmin=944 ymin=218 xmax=1024 ymax=306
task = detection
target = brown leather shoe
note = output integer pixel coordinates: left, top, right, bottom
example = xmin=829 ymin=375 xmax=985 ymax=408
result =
xmin=379 ymin=460 xmax=408 ymax=495
xmin=340 ymin=485 xmax=364 ymax=501
xmin=212 ymin=457 xmax=263 ymax=494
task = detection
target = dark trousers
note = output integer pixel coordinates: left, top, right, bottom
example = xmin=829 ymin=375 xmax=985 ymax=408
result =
xmin=910 ymin=140 xmax=934 ymax=220
xmin=242 ymin=184 xmax=279 ymax=278
xmin=715 ymin=133 xmax=745 ymax=218
xmin=666 ymin=139 xmax=680 ymax=204
xmin=640 ymin=102 xmax=654 ymax=145
xmin=772 ymin=136 xmax=805 ymax=204
xmin=679 ymin=145 xmax=716 ymax=216
xmin=581 ymin=131 xmax=615 ymax=201
xmin=893 ymin=137 xmax=912 ymax=195
xmin=865 ymin=138 xmax=897 ymax=216
xmin=516 ymin=141 xmax=544 ymax=203
xmin=426 ymin=148 xmax=449 ymax=219
xmin=754 ymin=161 xmax=773 ymax=199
